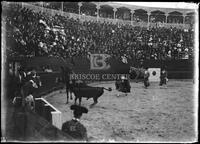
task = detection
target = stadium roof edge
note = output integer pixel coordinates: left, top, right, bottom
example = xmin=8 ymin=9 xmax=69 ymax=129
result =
xmin=91 ymin=2 xmax=196 ymax=14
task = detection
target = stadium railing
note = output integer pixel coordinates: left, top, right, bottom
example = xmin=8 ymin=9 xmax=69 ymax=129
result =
xmin=10 ymin=2 xmax=191 ymax=30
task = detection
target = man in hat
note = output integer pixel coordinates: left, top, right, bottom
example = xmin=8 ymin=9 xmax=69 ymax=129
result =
xmin=120 ymin=75 xmax=131 ymax=93
xmin=144 ymin=67 xmax=150 ymax=88
xmin=62 ymin=105 xmax=88 ymax=141
xmin=17 ymin=66 xmax=27 ymax=88
xmin=26 ymin=69 xmax=42 ymax=88
xmin=26 ymin=69 xmax=37 ymax=81
xmin=159 ymin=66 xmax=168 ymax=87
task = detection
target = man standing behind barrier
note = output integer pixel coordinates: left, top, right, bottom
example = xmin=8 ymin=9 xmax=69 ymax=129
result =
xmin=62 ymin=105 xmax=88 ymax=141
xmin=159 ymin=67 xmax=168 ymax=87
xmin=144 ymin=67 xmax=150 ymax=88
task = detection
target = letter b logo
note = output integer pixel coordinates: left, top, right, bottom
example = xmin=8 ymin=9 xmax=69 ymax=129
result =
xmin=90 ymin=54 xmax=110 ymax=70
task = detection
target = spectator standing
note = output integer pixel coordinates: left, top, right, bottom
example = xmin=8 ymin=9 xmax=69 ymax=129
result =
xmin=159 ymin=66 xmax=168 ymax=87
xmin=144 ymin=67 xmax=150 ymax=88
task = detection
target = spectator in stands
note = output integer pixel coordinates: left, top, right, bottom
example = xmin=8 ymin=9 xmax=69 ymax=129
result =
xmin=62 ymin=105 xmax=88 ymax=141
xmin=5 ymin=3 xmax=194 ymax=61
xmin=166 ymin=50 xmax=172 ymax=60
xmin=44 ymin=65 xmax=53 ymax=73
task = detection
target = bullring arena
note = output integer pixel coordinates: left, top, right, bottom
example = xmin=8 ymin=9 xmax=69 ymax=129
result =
xmin=44 ymin=79 xmax=196 ymax=142
xmin=1 ymin=1 xmax=198 ymax=143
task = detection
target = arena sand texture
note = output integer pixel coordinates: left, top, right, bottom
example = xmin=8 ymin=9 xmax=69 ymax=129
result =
xmin=45 ymin=80 xmax=197 ymax=142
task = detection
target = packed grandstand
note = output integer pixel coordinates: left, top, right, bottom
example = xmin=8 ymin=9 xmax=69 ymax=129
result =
xmin=3 ymin=2 xmax=195 ymax=61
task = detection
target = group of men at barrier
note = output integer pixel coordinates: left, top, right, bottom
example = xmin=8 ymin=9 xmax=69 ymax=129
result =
xmin=12 ymin=66 xmax=42 ymax=111
xmin=9 ymin=65 xmax=89 ymax=141
xmin=10 ymin=65 xmax=90 ymax=141
xmin=9 ymin=66 xmax=43 ymax=140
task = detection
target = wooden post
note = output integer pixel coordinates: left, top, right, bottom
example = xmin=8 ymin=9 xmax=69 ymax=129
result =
xmin=96 ymin=4 xmax=100 ymax=22
xmin=61 ymin=2 xmax=63 ymax=15
xmin=147 ymin=11 xmax=151 ymax=28
xmin=165 ymin=13 xmax=168 ymax=23
xmin=131 ymin=10 xmax=134 ymax=26
xmin=113 ymin=7 xmax=117 ymax=20
xmin=52 ymin=112 xmax=62 ymax=129
xmin=78 ymin=2 xmax=82 ymax=20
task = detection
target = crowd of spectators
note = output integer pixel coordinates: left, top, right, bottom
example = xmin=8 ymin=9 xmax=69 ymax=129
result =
xmin=4 ymin=3 xmax=194 ymax=62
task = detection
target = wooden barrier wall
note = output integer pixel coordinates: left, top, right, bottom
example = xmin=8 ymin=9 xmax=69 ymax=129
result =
xmin=70 ymin=57 xmax=194 ymax=79
xmin=35 ymin=98 xmax=62 ymax=129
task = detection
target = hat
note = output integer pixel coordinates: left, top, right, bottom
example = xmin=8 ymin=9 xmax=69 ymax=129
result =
xmin=70 ymin=105 xmax=88 ymax=115
xmin=29 ymin=70 xmax=36 ymax=77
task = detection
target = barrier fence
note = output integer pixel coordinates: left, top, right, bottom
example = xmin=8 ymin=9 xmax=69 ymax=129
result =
xmin=35 ymin=98 xmax=62 ymax=129
xmin=69 ymin=57 xmax=194 ymax=79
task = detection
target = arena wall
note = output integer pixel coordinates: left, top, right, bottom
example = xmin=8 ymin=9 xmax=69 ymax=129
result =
xmin=70 ymin=57 xmax=194 ymax=79
xmin=6 ymin=56 xmax=194 ymax=100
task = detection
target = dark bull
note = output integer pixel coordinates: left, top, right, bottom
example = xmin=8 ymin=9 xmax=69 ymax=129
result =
xmin=70 ymin=85 xmax=112 ymax=107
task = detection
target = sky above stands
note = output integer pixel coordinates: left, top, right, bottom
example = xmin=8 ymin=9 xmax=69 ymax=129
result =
xmin=113 ymin=2 xmax=198 ymax=9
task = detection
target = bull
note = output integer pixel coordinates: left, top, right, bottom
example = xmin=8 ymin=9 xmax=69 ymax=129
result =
xmin=67 ymin=81 xmax=112 ymax=107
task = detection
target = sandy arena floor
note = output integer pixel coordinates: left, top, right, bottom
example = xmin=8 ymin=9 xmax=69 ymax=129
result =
xmin=44 ymin=80 xmax=197 ymax=142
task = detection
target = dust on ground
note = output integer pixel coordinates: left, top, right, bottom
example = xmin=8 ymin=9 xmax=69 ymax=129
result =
xmin=45 ymin=80 xmax=197 ymax=142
